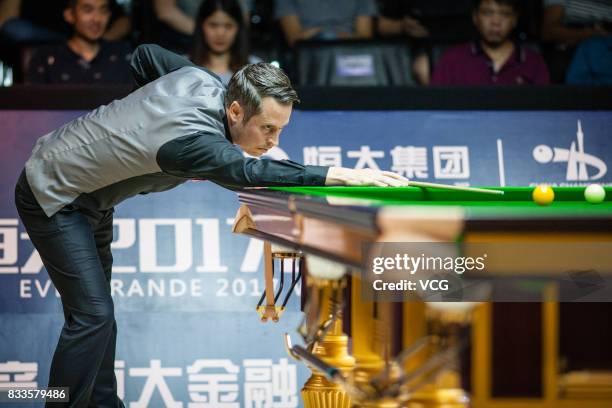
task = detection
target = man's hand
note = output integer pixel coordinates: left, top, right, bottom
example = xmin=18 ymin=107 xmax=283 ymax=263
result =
xmin=325 ymin=167 xmax=410 ymax=187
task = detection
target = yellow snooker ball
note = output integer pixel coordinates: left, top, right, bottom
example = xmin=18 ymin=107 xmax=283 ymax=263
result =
xmin=532 ymin=185 xmax=555 ymax=206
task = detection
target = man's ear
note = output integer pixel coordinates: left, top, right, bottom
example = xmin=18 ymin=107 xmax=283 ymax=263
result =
xmin=472 ymin=11 xmax=478 ymax=27
xmin=227 ymin=101 xmax=244 ymax=125
xmin=63 ymin=7 xmax=75 ymax=25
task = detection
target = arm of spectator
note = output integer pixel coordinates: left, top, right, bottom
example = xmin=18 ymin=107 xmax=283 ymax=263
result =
xmin=541 ymin=5 xmax=606 ymax=45
xmin=0 ymin=0 xmax=20 ymax=28
xmin=349 ymin=0 xmax=376 ymax=39
xmin=153 ymin=0 xmax=195 ymax=36
xmin=378 ymin=16 xmax=428 ymax=38
xmin=279 ymin=15 xmax=322 ymax=47
xmin=103 ymin=0 xmax=132 ymax=41
xmin=412 ymin=53 xmax=431 ymax=85
xmin=378 ymin=16 xmax=403 ymax=36
xmin=104 ymin=15 xmax=131 ymax=41
xmin=352 ymin=15 xmax=373 ymax=39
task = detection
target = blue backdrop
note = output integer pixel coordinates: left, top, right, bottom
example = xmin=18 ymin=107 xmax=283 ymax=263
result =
xmin=1 ymin=109 xmax=611 ymax=407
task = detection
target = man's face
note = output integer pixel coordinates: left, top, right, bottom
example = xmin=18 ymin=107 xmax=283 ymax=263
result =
xmin=473 ymin=0 xmax=517 ymax=47
xmin=228 ymin=97 xmax=292 ymax=157
xmin=64 ymin=0 xmax=111 ymax=42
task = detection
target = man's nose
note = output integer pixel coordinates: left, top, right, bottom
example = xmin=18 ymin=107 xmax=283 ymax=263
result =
xmin=267 ymin=134 xmax=279 ymax=147
xmin=93 ymin=14 xmax=106 ymax=24
xmin=490 ymin=12 xmax=504 ymax=24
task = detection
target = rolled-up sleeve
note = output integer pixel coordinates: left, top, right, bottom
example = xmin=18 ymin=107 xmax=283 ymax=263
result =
xmin=157 ymin=132 xmax=329 ymax=186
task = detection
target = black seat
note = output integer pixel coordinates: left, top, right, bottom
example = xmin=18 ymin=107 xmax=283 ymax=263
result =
xmin=295 ymin=40 xmax=414 ymax=86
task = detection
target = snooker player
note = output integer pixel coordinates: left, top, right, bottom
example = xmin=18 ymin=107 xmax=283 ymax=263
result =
xmin=14 ymin=44 xmax=408 ymax=408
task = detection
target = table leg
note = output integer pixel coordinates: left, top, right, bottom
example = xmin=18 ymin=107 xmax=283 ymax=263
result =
xmin=302 ymin=277 xmax=355 ymax=408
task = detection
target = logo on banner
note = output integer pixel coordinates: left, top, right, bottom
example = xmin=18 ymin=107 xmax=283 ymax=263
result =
xmin=4 ymin=217 xmax=300 ymax=301
xmin=533 ymin=120 xmax=607 ymax=181
xmin=432 ymin=146 xmax=470 ymax=179
xmin=305 ymin=145 xmax=471 ymax=182
xmin=0 ymin=361 xmax=38 ymax=389
xmin=0 ymin=359 xmax=298 ymax=407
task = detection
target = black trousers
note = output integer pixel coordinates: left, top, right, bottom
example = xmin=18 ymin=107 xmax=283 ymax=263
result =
xmin=15 ymin=171 xmax=124 ymax=408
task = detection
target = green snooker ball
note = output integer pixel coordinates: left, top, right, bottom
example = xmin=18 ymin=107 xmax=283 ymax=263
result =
xmin=584 ymin=184 xmax=606 ymax=204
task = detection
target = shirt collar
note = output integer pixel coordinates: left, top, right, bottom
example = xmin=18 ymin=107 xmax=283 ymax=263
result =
xmin=63 ymin=40 xmax=107 ymax=64
xmin=471 ymin=40 xmax=526 ymax=63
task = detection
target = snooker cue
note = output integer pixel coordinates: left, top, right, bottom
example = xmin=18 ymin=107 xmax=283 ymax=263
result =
xmin=408 ymin=181 xmax=504 ymax=195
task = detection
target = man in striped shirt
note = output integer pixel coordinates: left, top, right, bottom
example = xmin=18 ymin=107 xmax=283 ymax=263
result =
xmin=542 ymin=0 xmax=611 ymax=82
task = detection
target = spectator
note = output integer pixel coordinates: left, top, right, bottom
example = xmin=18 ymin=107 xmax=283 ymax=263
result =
xmin=275 ymin=0 xmax=377 ymax=47
xmin=566 ymin=35 xmax=612 ymax=85
xmin=26 ymin=0 xmax=131 ymax=84
xmin=0 ymin=0 xmax=130 ymax=45
xmin=542 ymin=0 xmax=611 ymax=45
xmin=153 ymin=0 xmax=250 ymax=54
xmin=541 ymin=0 xmax=612 ymax=82
xmin=191 ymin=0 xmax=259 ymax=84
xmin=431 ymin=0 xmax=549 ymax=85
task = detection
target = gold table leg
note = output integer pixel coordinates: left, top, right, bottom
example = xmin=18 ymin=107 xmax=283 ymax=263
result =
xmin=302 ymin=278 xmax=355 ymax=408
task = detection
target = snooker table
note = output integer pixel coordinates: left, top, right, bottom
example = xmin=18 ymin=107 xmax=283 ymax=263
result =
xmin=232 ymin=186 xmax=612 ymax=408
xmin=235 ymin=186 xmax=612 ymax=268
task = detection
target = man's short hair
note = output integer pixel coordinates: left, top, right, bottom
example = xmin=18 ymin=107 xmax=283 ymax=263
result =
xmin=472 ymin=0 xmax=520 ymax=12
xmin=225 ymin=63 xmax=300 ymax=122
xmin=67 ymin=0 xmax=110 ymax=9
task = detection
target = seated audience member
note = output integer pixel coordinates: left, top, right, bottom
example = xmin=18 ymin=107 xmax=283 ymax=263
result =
xmin=153 ymin=0 xmax=249 ymax=53
xmin=0 ymin=0 xmax=130 ymax=45
xmin=431 ymin=0 xmax=549 ymax=85
xmin=191 ymin=0 xmax=259 ymax=84
xmin=565 ymin=35 xmax=612 ymax=85
xmin=26 ymin=0 xmax=131 ymax=85
xmin=275 ymin=0 xmax=377 ymax=47
xmin=541 ymin=0 xmax=612 ymax=82
xmin=542 ymin=0 xmax=611 ymax=45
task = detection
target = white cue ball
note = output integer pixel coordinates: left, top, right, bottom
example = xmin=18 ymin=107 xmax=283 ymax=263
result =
xmin=584 ymin=184 xmax=606 ymax=204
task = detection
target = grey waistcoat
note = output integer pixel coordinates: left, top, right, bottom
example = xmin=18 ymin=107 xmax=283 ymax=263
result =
xmin=25 ymin=66 xmax=226 ymax=217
